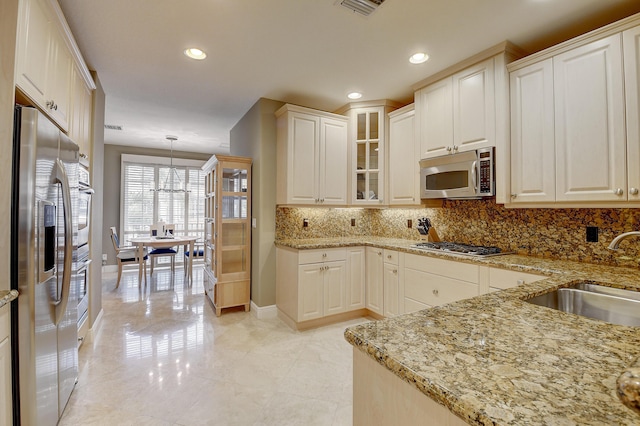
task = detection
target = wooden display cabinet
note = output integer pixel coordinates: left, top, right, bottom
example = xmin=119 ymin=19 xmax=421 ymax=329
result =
xmin=202 ymin=155 xmax=252 ymax=316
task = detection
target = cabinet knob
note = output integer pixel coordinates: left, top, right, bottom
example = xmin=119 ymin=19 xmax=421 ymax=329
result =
xmin=453 ymin=145 xmax=458 ymax=151
xmin=517 ymin=279 xmax=525 ymax=286
xmin=446 ymin=146 xmax=452 ymax=152
xmin=322 ymin=253 xmax=327 ymax=258
xmin=387 ymin=255 xmax=392 ymax=259
xmin=630 ymin=188 xmax=639 ymax=196
xmin=510 ymin=194 xmax=517 ymax=199
xmin=432 ymin=289 xmax=439 ymax=296
xmin=393 ymin=269 xmax=397 ymax=274
xmin=377 ymin=251 xmax=382 ymax=256
xmin=614 ymin=188 xmax=624 ymax=196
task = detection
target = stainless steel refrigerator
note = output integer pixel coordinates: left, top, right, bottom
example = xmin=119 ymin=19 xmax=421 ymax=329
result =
xmin=11 ymin=106 xmax=79 ymax=425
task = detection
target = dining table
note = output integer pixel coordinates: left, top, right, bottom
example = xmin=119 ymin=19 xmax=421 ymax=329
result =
xmin=129 ymin=235 xmax=199 ymax=285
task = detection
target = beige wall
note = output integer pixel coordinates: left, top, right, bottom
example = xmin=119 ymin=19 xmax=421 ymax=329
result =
xmin=101 ymin=144 xmax=211 ymax=264
xmin=230 ymin=98 xmax=284 ymax=307
xmin=89 ymin=72 xmax=105 ymax=325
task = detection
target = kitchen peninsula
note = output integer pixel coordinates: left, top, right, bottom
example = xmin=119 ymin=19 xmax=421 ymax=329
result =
xmin=339 ymin=244 xmax=640 ymax=425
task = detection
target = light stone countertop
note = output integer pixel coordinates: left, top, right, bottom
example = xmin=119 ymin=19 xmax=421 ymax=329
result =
xmin=276 ymin=237 xmax=640 ymax=425
xmin=0 ymin=289 xmax=19 ymax=309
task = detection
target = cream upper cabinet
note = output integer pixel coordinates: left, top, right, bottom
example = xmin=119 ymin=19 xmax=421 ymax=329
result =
xmin=554 ymin=34 xmax=626 ymax=202
xmin=415 ymin=79 xmax=453 ymax=158
xmin=276 ymin=104 xmax=348 ymax=205
xmin=507 ymin=16 xmax=640 ymax=207
xmin=365 ymin=247 xmax=384 ymax=316
xmin=453 ymin=58 xmax=496 ymax=153
xmin=509 ymin=59 xmax=556 ymax=203
xmin=388 ymin=105 xmax=419 ymax=205
xmin=416 ymin=57 xmax=497 ymax=159
xmin=350 ymin=106 xmax=386 ymax=205
xmin=624 ymin=25 xmax=640 ymax=201
xmin=16 ymin=0 xmax=72 ymax=131
xmin=69 ymin=65 xmax=92 ymax=159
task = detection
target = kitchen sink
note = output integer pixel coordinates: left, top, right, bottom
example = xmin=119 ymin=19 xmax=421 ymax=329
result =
xmin=525 ymin=283 xmax=640 ymax=326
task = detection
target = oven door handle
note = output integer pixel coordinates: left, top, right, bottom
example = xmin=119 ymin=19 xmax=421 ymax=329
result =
xmin=79 ymin=186 xmax=95 ymax=195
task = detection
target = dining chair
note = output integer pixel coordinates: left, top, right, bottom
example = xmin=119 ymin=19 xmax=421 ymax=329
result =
xmin=183 ymin=240 xmax=205 ymax=276
xmin=149 ymin=223 xmax=177 ymax=275
xmin=110 ymin=226 xmax=148 ymax=288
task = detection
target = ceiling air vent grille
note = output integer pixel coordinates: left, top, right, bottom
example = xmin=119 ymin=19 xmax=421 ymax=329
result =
xmin=104 ymin=124 xmax=123 ymax=131
xmin=339 ymin=0 xmax=386 ymax=16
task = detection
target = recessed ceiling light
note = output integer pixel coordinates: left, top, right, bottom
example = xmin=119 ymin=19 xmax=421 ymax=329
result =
xmin=409 ymin=52 xmax=429 ymax=64
xmin=184 ymin=48 xmax=207 ymax=60
xmin=347 ymin=92 xmax=362 ymax=100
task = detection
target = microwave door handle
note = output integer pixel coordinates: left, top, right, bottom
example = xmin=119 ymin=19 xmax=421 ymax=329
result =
xmin=471 ymin=160 xmax=478 ymax=193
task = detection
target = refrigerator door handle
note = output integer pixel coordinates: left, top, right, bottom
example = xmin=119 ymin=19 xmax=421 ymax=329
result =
xmin=53 ymin=158 xmax=73 ymax=326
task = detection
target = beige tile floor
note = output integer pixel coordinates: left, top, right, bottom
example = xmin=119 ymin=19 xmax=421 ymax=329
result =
xmin=59 ymin=266 xmax=371 ymax=426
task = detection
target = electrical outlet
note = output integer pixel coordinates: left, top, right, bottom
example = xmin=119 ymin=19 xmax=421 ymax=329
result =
xmin=102 ymin=253 xmax=107 ymax=261
xmin=407 ymin=219 xmax=412 ymax=228
xmin=303 ymin=218 xmax=309 ymax=228
xmin=586 ymin=226 xmax=598 ymax=242
xmin=351 ymin=218 xmax=356 ymax=227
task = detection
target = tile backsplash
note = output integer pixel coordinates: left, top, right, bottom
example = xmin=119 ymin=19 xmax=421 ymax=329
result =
xmin=276 ymin=200 xmax=640 ymax=267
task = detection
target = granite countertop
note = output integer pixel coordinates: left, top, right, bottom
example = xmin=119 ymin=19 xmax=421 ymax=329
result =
xmin=276 ymin=237 xmax=640 ymax=425
xmin=0 ymin=290 xmax=19 ymax=309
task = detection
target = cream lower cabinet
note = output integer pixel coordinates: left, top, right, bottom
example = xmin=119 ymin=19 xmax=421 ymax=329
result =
xmin=479 ymin=266 xmax=547 ymax=294
xmin=0 ymin=305 xmax=11 ymax=426
xmin=277 ymin=247 xmax=365 ymax=328
xmin=383 ymin=250 xmax=400 ymax=318
xmin=346 ymin=246 xmax=366 ymax=310
xmin=402 ymin=253 xmax=479 ymax=314
xmin=365 ymin=247 xmax=384 ymax=316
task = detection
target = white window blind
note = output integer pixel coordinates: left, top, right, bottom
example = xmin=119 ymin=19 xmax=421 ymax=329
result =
xmin=121 ymin=157 xmax=205 ymax=259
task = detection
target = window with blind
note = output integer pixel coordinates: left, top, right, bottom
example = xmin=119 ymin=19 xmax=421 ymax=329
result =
xmin=121 ymin=155 xmax=205 ymax=260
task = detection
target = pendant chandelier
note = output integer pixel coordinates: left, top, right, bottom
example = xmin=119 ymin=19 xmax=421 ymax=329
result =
xmin=153 ymin=135 xmax=191 ymax=193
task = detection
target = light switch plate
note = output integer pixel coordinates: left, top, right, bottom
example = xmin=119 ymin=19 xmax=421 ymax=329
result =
xmin=252 ymin=218 xmax=257 ymax=228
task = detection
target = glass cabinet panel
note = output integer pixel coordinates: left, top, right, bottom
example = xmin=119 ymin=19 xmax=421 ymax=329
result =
xmin=369 ymin=112 xmax=379 ymax=139
xmin=221 ymin=222 xmax=246 ymax=246
xmin=351 ymin=107 xmax=384 ymax=204
xmin=221 ymin=248 xmax=247 ymax=274
xmin=357 ymin=113 xmax=366 ymax=140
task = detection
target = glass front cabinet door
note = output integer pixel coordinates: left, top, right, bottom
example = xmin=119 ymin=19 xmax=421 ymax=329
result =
xmin=202 ymin=155 xmax=252 ymax=316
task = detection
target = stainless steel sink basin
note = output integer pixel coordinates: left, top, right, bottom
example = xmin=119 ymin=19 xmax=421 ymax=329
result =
xmin=526 ymin=283 xmax=640 ymax=326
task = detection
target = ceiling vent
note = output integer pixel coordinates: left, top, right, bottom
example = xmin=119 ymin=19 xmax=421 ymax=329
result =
xmin=338 ymin=0 xmax=386 ymax=16
xmin=104 ymin=124 xmax=123 ymax=131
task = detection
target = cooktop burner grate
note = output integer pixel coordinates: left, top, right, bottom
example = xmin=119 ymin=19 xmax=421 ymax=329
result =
xmin=411 ymin=241 xmax=509 ymax=257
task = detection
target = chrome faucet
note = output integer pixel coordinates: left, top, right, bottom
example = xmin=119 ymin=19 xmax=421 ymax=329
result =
xmin=607 ymin=231 xmax=640 ymax=250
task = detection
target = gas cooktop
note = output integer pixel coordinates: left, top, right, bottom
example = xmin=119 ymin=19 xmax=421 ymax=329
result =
xmin=410 ymin=241 xmax=510 ymax=257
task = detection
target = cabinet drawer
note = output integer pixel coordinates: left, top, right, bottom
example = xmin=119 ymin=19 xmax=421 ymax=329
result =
xmin=405 ymin=253 xmax=478 ymax=283
xmin=383 ymin=249 xmax=399 ymax=265
xmin=299 ymin=248 xmax=347 ymax=264
xmin=489 ymin=268 xmax=546 ymax=290
xmin=404 ymin=297 xmax=429 ymax=314
xmin=404 ymin=267 xmax=478 ymax=307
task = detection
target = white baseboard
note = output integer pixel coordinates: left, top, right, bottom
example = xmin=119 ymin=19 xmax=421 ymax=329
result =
xmin=102 ymin=265 xmax=118 ymax=274
xmin=86 ymin=308 xmax=104 ymax=343
xmin=250 ymin=301 xmax=277 ymax=319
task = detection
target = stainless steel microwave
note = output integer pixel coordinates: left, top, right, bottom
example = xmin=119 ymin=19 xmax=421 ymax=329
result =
xmin=419 ymin=148 xmax=495 ymax=199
